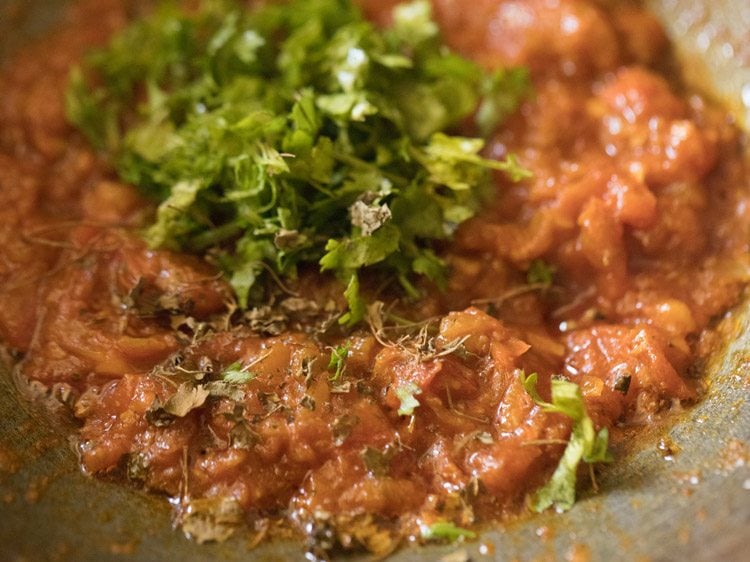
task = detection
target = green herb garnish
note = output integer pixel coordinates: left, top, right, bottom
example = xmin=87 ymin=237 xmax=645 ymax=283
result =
xmin=66 ymin=0 xmax=530 ymax=321
xmin=419 ymin=521 xmax=476 ymax=542
xmin=526 ymin=258 xmax=556 ymax=287
xmin=327 ymin=342 xmax=351 ymax=381
xmin=221 ymin=361 xmax=256 ymax=384
xmin=520 ymin=372 xmax=613 ymax=512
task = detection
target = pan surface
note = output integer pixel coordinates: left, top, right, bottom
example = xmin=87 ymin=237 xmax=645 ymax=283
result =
xmin=0 ymin=1 xmax=748 ymax=560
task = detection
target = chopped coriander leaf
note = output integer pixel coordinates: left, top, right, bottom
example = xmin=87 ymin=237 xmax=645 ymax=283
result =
xmin=527 ymin=259 xmax=556 ymax=287
xmin=476 ymin=67 xmax=533 ymax=137
xmin=395 ymin=381 xmax=422 ymax=416
xmin=419 ymin=521 xmax=476 ymax=542
xmin=520 ymin=371 xmax=613 ymax=512
xmin=339 ymin=273 xmax=366 ymax=327
xmin=66 ymin=0 xmax=530 ymax=319
xmin=328 ymin=342 xmax=351 ymax=381
xmin=221 ymin=361 xmax=256 ymax=384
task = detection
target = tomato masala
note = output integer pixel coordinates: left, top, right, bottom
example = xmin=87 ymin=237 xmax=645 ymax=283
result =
xmin=0 ymin=0 xmax=748 ymax=557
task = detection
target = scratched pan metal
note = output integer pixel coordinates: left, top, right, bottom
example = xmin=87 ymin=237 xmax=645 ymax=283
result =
xmin=0 ymin=1 xmax=749 ymax=561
